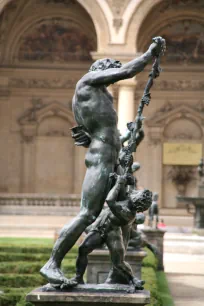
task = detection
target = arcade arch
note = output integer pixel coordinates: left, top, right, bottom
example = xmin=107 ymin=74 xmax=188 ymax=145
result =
xmin=0 ymin=0 xmax=98 ymax=194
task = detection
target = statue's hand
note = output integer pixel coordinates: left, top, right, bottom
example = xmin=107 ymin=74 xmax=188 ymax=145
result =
xmin=117 ymin=175 xmax=127 ymax=185
xmin=71 ymin=125 xmax=91 ymax=147
xmin=149 ymin=36 xmax=166 ymax=57
xmin=125 ymin=173 xmax=135 ymax=186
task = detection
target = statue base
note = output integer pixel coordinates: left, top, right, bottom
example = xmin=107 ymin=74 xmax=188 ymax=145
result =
xmin=142 ymin=228 xmax=165 ymax=271
xmin=26 ymin=284 xmax=150 ymax=306
xmin=87 ymin=249 xmax=147 ymax=284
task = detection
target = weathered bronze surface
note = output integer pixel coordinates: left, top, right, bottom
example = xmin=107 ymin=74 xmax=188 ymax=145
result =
xmin=40 ymin=36 xmax=165 ymax=291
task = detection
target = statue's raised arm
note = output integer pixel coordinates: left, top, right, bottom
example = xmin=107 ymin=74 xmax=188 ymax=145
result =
xmin=81 ymin=36 xmax=166 ymax=86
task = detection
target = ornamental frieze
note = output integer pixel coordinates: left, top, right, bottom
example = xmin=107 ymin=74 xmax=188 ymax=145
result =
xmin=136 ymin=80 xmax=204 ymax=91
xmin=9 ymin=77 xmax=77 ymax=89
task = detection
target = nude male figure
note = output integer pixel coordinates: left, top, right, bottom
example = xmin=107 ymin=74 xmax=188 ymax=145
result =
xmin=40 ymin=36 xmax=165 ymax=286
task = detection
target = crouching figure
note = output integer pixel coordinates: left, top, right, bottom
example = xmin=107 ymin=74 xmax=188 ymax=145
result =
xmin=70 ymin=174 xmax=152 ymax=292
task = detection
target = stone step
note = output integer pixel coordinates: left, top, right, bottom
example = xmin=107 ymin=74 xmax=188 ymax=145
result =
xmin=144 ymin=215 xmax=193 ymax=228
xmin=0 ymin=229 xmax=55 ymax=238
xmin=164 ymin=233 xmax=204 ymax=254
xmin=164 ymin=254 xmax=204 ymax=274
xmin=160 ymin=208 xmax=189 ymax=216
xmin=0 ymin=215 xmax=72 ymax=238
xmin=0 ymin=205 xmax=80 ymax=216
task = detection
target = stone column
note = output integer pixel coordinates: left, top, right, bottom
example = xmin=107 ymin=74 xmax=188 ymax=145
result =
xmin=0 ymin=77 xmax=10 ymax=192
xmin=117 ymin=79 xmax=136 ymax=135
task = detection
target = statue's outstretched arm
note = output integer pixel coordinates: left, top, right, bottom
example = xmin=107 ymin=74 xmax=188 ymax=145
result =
xmin=83 ymin=51 xmax=152 ymax=86
xmin=106 ymin=176 xmax=125 ymax=205
xmin=82 ymin=37 xmax=164 ymax=86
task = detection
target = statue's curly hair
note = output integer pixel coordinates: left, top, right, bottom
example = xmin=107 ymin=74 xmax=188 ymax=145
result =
xmin=130 ymin=189 xmax=152 ymax=212
xmin=89 ymin=58 xmax=122 ymax=72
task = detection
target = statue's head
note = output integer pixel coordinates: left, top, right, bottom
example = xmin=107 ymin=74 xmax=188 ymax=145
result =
xmin=131 ymin=162 xmax=140 ymax=173
xmin=130 ymin=189 xmax=152 ymax=213
xmin=135 ymin=212 xmax=145 ymax=225
xmin=89 ymin=58 xmax=122 ymax=72
xmin=152 ymin=192 xmax=159 ymax=201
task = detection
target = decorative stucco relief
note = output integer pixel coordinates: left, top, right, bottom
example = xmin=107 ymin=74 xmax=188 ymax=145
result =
xmin=137 ymin=80 xmax=204 ymax=91
xmin=143 ymin=19 xmax=204 ymax=64
xmin=160 ymin=0 xmax=204 ymax=12
xmin=0 ymin=0 xmax=97 ymax=64
xmin=0 ymin=1 xmax=18 ymax=51
xmin=106 ymin=0 xmax=129 ymax=31
xmin=18 ymin=19 xmax=96 ymax=62
xmin=146 ymin=102 xmax=204 ymax=144
xmin=37 ymin=0 xmax=76 ymax=6
xmin=19 ymin=101 xmax=74 ymax=143
xmin=9 ymin=77 xmax=78 ymax=89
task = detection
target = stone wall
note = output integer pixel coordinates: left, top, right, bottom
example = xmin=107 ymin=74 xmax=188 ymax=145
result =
xmin=0 ymin=0 xmax=203 ymax=210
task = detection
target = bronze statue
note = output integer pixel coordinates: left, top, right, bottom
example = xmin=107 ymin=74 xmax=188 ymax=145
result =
xmin=40 ymin=36 xmax=165 ymax=288
xmin=148 ymin=192 xmax=159 ymax=228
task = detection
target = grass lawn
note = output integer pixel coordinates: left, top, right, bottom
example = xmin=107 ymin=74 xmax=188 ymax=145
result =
xmin=0 ymin=237 xmax=174 ymax=306
xmin=0 ymin=237 xmax=53 ymax=246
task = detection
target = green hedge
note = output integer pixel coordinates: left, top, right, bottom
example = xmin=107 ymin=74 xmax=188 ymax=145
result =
xmin=0 ymin=240 xmax=173 ymax=306
xmin=157 ymin=271 xmax=175 ymax=306
xmin=142 ymin=267 xmax=162 ymax=306
xmin=0 ymin=274 xmax=45 ymax=288
xmin=142 ymin=248 xmax=158 ymax=270
xmin=0 ymin=260 xmax=75 ymax=274
xmin=0 ymin=252 xmax=77 ymax=263
xmin=0 ymin=288 xmax=33 ymax=306
xmin=0 ymin=245 xmax=78 ymax=255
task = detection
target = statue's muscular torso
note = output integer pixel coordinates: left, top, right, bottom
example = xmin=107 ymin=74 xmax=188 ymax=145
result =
xmin=72 ymin=80 xmax=121 ymax=167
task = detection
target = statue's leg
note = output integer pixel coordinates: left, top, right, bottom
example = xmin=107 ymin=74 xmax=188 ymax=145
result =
xmin=40 ymin=162 xmax=112 ymax=285
xmin=73 ymin=231 xmax=103 ymax=283
xmin=106 ymin=228 xmax=133 ymax=285
xmin=156 ymin=213 xmax=159 ymax=228
xmin=107 ymin=224 xmax=131 ymax=282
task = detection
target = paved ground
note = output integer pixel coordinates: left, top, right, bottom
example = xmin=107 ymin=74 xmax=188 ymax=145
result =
xmin=167 ymin=273 xmax=204 ymax=306
xmin=164 ymin=253 xmax=204 ymax=306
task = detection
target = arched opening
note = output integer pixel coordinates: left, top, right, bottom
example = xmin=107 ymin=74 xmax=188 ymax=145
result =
xmin=136 ymin=1 xmax=204 ymax=64
xmin=1 ymin=0 xmax=97 ymax=65
xmin=133 ymin=1 xmax=204 ymax=210
xmin=0 ymin=0 xmax=97 ymax=194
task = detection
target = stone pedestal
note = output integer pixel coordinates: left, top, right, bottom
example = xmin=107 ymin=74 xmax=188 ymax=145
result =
xmin=26 ymin=284 xmax=150 ymax=306
xmin=87 ymin=249 xmax=147 ymax=284
xmin=142 ymin=228 xmax=165 ymax=271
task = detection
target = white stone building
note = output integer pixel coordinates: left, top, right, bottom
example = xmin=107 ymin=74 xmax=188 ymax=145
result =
xmin=0 ymin=0 xmax=204 ymax=216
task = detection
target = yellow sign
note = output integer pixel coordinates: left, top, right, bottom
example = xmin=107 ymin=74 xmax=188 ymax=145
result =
xmin=163 ymin=143 xmax=202 ymax=165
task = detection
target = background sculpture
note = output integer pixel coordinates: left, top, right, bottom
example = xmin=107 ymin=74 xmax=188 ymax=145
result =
xmin=148 ymin=192 xmax=159 ymax=228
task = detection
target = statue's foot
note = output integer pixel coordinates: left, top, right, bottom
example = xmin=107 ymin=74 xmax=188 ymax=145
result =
xmin=59 ymin=278 xmax=78 ymax=289
xmin=127 ymin=278 xmax=145 ymax=293
xmin=133 ymin=278 xmax=145 ymax=290
xmin=69 ymin=276 xmax=85 ymax=285
xmin=40 ymin=259 xmax=68 ymax=285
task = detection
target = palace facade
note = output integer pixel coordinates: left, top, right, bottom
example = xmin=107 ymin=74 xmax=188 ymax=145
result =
xmin=0 ymin=0 xmax=204 ymax=213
